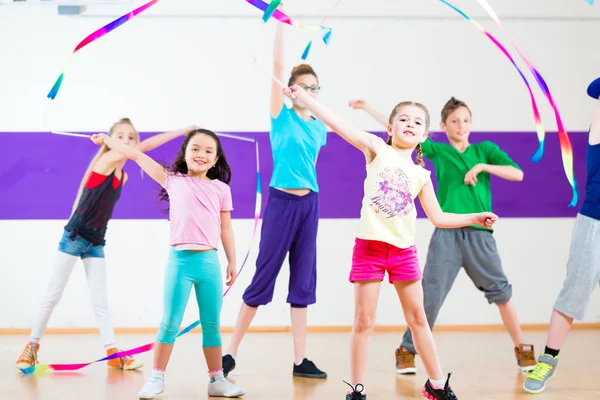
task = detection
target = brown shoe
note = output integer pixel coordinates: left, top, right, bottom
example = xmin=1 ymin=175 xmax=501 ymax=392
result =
xmin=395 ymin=346 xmax=416 ymax=374
xmin=514 ymin=344 xmax=536 ymax=372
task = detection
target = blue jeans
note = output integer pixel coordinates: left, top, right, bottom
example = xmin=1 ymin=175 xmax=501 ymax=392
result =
xmin=58 ymin=229 xmax=105 ymax=259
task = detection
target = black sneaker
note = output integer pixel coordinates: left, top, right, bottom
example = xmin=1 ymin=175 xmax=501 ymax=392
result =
xmin=422 ymin=373 xmax=458 ymax=400
xmin=222 ymin=354 xmax=236 ymax=377
xmin=344 ymin=381 xmax=366 ymax=399
xmin=293 ymin=358 xmax=327 ymax=378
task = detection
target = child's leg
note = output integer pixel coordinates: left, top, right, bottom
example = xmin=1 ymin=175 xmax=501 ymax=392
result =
xmin=394 ymin=280 xmax=443 ymax=382
xmin=83 ymin=255 xmax=144 ymax=370
xmin=400 ymin=228 xmax=462 ymax=356
xmin=193 ymin=252 xmax=245 ymax=397
xmin=82 ymin=256 xmax=116 ymax=348
xmin=138 ymin=249 xmax=194 ymax=399
xmin=288 ymin=193 xmax=322 ymax=373
xmin=193 ymin=252 xmax=223 ymax=370
xmin=460 ymin=228 xmax=537 ymax=370
xmin=154 ymin=250 xmax=195 ymax=367
xmin=546 ymin=310 xmax=574 ymax=350
xmin=30 ymin=251 xmax=79 ymax=342
xmin=227 ymin=191 xmax=297 ymax=360
xmin=550 ymin=213 xmax=600 ymax=347
xmin=350 ymin=280 xmax=382 ymax=387
xmin=524 ymin=213 xmax=600 ymax=394
xmin=16 ymin=248 xmax=79 ymax=370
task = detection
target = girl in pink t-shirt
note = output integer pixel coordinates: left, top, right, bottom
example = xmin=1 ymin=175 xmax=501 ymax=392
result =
xmin=90 ymin=129 xmax=245 ymax=398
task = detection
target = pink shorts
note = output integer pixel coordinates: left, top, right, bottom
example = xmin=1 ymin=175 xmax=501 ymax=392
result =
xmin=349 ymin=238 xmax=422 ymax=283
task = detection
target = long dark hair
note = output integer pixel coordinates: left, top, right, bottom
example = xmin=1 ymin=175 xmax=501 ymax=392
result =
xmin=158 ymin=129 xmax=232 ymax=213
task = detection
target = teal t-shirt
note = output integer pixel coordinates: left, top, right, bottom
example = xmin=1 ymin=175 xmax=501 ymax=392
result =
xmin=421 ymin=138 xmax=521 ymax=229
xmin=269 ymin=105 xmax=328 ymax=192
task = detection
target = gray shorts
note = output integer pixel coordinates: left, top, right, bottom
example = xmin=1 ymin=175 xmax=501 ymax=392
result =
xmin=554 ymin=213 xmax=600 ymax=320
xmin=424 ymin=227 xmax=512 ymax=304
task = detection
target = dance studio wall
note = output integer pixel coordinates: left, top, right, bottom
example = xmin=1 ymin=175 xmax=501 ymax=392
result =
xmin=1 ymin=0 xmax=599 ymax=330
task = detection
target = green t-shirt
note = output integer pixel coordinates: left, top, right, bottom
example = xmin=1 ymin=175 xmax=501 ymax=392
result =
xmin=421 ymin=138 xmax=521 ymax=230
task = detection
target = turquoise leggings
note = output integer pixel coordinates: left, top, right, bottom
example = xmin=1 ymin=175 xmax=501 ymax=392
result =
xmin=156 ymin=248 xmax=223 ymax=347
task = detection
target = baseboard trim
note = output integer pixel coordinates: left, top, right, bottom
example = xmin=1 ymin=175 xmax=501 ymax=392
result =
xmin=1 ymin=323 xmax=599 ymax=335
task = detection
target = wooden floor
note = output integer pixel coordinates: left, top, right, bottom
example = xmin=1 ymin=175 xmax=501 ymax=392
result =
xmin=3 ymin=330 xmax=599 ymax=399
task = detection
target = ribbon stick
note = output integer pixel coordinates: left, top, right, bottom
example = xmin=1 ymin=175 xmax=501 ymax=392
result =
xmin=51 ymin=130 xmax=90 ymax=138
xmin=301 ymin=0 xmax=344 ymax=60
xmin=469 ymin=0 xmax=577 ymax=206
xmin=47 ymin=0 xmax=160 ymax=100
xmin=262 ymin=0 xmax=282 ymax=22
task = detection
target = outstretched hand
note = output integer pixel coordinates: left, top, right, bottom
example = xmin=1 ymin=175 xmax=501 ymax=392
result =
xmin=474 ymin=212 xmax=498 ymax=229
xmin=348 ymin=99 xmax=367 ymax=109
xmin=89 ymin=133 xmax=108 ymax=146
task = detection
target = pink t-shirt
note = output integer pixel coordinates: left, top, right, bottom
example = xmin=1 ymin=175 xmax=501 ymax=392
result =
xmin=164 ymin=172 xmax=233 ymax=249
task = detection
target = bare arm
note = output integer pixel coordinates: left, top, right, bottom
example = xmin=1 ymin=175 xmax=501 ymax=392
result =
xmin=418 ymin=179 xmax=497 ymax=229
xmin=91 ymin=134 xmax=166 ymax=187
xmin=137 ymin=125 xmax=197 ymax=153
xmin=480 ymin=164 xmax=523 ymax=181
xmin=220 ymin=211 xmax=237 ymax=285
xmin=348 ymin=99 xmax=389 ymax=128
xmin=285 ymin=86 xmax=381 ymax=159
xmin=270 ymin=22 xmax=286 ymax=119
xmin=465 ymin=164 xmax=523 ymax=186
xmin=590 ymin=98 xmax=600 ymax=146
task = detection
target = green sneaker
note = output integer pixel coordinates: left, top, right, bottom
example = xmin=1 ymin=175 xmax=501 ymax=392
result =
xmin=523 ymin=354 xmax=559 ymax=394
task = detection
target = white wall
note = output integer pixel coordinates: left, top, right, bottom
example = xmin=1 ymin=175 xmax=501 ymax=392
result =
xmin=1 ymin=0 xmax=599 ymax=329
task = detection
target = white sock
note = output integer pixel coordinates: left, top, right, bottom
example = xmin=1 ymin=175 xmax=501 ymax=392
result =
xmin=104 ymin=343 xmax=117 ymax=351
xmin=29 ymin=337 xmax=39 ymax=344
xmin=429 ymin=377 xmax=446 ymax=390
xmin=209 ymin=369 xmax=224 ymax=382
xmin=152 ymin=369 xmax=165 ymax=380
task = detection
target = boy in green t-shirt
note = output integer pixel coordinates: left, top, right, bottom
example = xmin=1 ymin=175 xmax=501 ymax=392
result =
xmin=349 ymin=97 xmax=536 ymax=374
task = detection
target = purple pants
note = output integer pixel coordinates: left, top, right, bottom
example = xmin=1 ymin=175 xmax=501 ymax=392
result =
xmin=243 ymin=188 xmax=319 ymax=308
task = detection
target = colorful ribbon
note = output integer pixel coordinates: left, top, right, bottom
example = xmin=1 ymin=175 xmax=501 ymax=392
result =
xmin=471 ymin=0 xmax=577 ymax=207
xmin=301 ymin=0 xmax=344 ymax=60
xmin=47 ymin=0 xmax=160 ymax=100
xmin=22 ymin=132 xmax=263 ymax=375
xmin=20 ymin=321 xmax=199 ymax=375
xmin=586 ymin=0 xmax=594 ymax=4
xmin=215 ymin=133 xmax=263 ymax=297
xmin=439 ymin=0 xmax=578 ymax=206
xmin=262 ymin=0 xmax=282 ymax=22
xmin=245 ymin=0 xmax=331 ymax=32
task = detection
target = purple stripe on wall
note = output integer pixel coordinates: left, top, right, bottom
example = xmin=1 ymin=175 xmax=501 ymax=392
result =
xmin=0 ymin=131 xmax=589 ymax=220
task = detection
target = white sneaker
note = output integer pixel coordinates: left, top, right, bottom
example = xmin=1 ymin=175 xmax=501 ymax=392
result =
xmin=207 ymin=377 xmax=246 ymax=397
xmin=137 ymin=377 xmax=164 ymax=399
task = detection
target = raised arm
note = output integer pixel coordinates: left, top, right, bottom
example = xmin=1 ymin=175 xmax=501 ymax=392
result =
xmin=348 ymin=99 xmax=389 ymax=128
xmin=418 ymin=178 xmax=497 ymax=229
xmin=285 ymin=85 xmax=381 ymax=159
xmin=590 ymin=97 xmax=600 ymax=146
xmin=270 ymin=22 xmax=286 ymax=119
xmin=137 ymin=125 xmax=197 ymax=153
xmin=90 ymin=134 xmax=166 ymax=187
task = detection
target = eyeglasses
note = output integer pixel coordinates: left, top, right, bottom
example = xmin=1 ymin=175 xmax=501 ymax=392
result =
xmin=298 ymin=84 xmax=321 ymax=93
